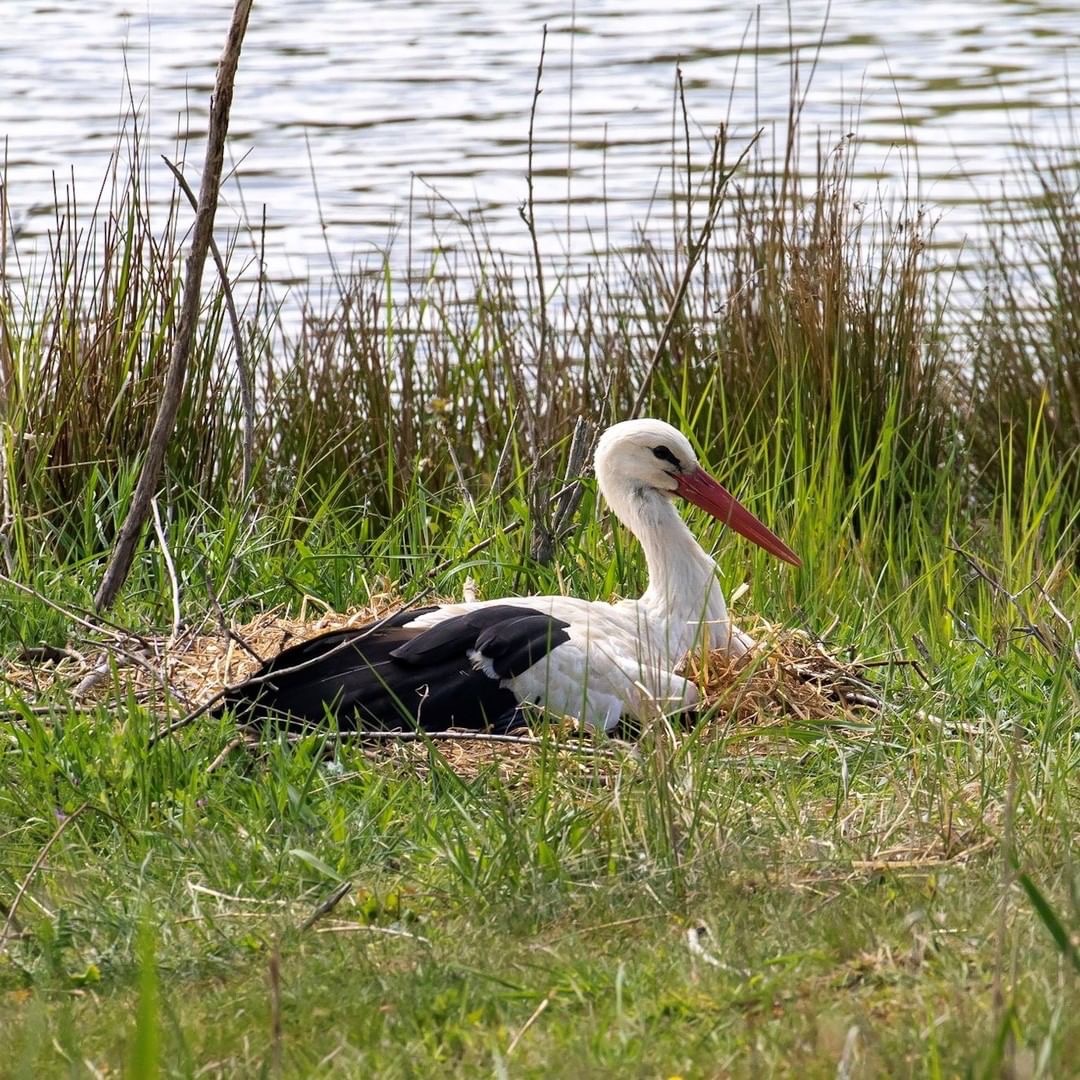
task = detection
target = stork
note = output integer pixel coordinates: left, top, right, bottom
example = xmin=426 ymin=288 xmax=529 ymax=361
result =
xmin=220 ymin=419 xmax=800 ymax=734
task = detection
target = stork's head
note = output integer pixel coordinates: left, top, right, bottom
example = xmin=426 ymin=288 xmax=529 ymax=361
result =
xmin=594 ymin=418 xmax=801 ymax=567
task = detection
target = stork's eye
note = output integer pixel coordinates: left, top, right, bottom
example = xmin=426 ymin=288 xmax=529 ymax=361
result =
xmin=651 ymin=445 xmax=681 ymax=469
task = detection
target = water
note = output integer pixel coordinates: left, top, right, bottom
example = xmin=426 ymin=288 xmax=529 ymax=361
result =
xmin=1 ymin=1 xmax=1076 ymax=292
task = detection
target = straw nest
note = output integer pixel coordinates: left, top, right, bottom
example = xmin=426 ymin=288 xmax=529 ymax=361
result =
xmin=4 ymin=593 xmax=926 ymax=779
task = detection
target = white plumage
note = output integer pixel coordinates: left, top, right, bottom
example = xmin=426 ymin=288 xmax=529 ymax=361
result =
xmin=222 ymin=419 xmax=800 ymax=734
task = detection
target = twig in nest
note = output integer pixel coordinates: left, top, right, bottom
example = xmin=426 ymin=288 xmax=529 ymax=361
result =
xmin=149 ymin=694 xmax=229 ymax=747
xmin=203 ymin=567 xmax=265 ymax=665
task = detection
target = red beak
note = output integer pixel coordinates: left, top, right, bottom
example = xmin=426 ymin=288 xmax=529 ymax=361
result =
xmin=676 ymin=468 xmax=801 ymax=567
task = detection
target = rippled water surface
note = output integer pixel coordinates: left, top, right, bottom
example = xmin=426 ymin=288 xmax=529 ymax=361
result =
xmin=1 ymin=1 xmax=1077 ymax=287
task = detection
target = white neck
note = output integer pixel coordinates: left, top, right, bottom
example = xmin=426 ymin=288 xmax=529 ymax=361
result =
xmin=604 ymin=482 xmax=732 ymax=653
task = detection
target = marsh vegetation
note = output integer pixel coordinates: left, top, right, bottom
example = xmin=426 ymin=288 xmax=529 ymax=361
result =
xmin=1 ymin=52 xmax=1078 ymax=1076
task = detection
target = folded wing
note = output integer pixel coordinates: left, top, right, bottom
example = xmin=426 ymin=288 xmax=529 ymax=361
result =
xmin=218 ymin=604 xmax=571 ymax=732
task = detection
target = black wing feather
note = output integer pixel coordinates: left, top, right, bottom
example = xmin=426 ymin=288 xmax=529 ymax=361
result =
xmin=387 ymin=605 xmax=537 ymax=665
xmin=218 ymin=604 xmax=569 ymax=734
xmin=473 ymin=613 xmax=572 ymax=679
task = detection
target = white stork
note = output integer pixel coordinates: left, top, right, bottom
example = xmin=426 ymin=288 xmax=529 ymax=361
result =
xmin=221 ymin=419 xmax=800 ymax=734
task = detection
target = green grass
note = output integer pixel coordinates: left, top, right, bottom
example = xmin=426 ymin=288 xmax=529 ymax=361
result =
xmin=1 ymin=98 xmax=1079 ymax=1075
xmin=1 ymin=472 xmax=1076 ymax=1076
xmin=0 ymin=667 xmax=1077 ymax=1076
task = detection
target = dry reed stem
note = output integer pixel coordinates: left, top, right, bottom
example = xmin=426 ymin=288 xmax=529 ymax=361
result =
xmin=94 ymin=0 xmax=254 ymax=611
xmin=161 ymin=154 xmax=255 ymax=493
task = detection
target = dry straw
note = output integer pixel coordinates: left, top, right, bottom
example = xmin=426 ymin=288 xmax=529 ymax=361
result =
xmin=4 ymin=598 xmax=940 ymax=779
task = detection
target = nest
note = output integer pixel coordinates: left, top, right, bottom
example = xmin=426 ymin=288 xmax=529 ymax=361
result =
xmin=3 ymin=593 xmax=916 ymax=769
xmin=688 ymin=620 xmax=891 ymax=734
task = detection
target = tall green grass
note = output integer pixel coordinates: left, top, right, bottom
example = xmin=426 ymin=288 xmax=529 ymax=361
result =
xmin=2 ymin=109 xmax=1074 ymax=586
xmin=0 ymin=89 xmax=1078 ymax=1076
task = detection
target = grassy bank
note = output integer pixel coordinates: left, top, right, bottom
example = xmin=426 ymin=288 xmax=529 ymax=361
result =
xmin=0 ymin=105 xmax=1078 ymax=1076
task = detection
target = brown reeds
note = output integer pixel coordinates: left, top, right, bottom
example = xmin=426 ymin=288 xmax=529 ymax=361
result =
xmin=0 ymin=66 xmax=1075 ymax=605
xmin=965 ymin=151 xmax=1080 ymax=509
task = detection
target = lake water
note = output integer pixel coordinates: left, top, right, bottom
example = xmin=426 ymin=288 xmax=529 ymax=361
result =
xmin=1 ymin=1 xmax=1077 ymax=294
